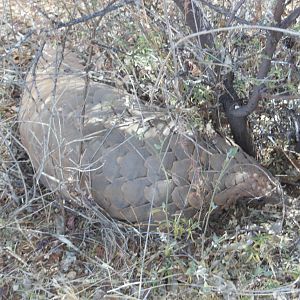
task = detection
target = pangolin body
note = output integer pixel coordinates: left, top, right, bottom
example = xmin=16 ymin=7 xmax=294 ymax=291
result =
xmin=19 ymin=47 xmax=280 ymax=224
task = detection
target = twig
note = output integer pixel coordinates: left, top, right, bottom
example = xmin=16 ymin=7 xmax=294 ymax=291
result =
xmin=226 ymin=0 xmax=246 ymax=26
xmin=91 ymin=40 xmax=127 ymax=54
xmin=54 ymin=0 xmax=134 ymax=29
xmin=199 ymin=0 xmax=251 ymax=25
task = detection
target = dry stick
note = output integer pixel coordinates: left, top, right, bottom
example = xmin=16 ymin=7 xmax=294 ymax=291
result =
xmin=78 ymin=6 xmax=102 ymax=202
xmin=47 ymin=29 xmax=74 ymax=235
xmin=281 ymin=6 xmax=300 ymax=28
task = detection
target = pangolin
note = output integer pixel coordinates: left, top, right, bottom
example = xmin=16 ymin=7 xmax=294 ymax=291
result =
xmin=19 ymin=46 xmax=281 ymax=225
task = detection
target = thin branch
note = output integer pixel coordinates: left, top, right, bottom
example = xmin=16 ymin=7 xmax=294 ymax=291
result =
xmin=54 ymin=0 xmax=134 ymax=29
xmin=199 ymin=0 xmax=251 ymax=25
xmin=226 ymin=0 xmax=246 ymax=26
xmin=91 ymin=40 xmax=127 ymax=54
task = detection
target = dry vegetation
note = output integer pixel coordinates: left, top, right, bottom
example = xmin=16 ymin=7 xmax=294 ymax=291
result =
xmin=1 ymin=0 xmax=300 ymax=299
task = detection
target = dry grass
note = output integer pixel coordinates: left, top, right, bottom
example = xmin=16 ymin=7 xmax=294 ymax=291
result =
xmin=1 ymin=0 xmax=300 ymax=299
